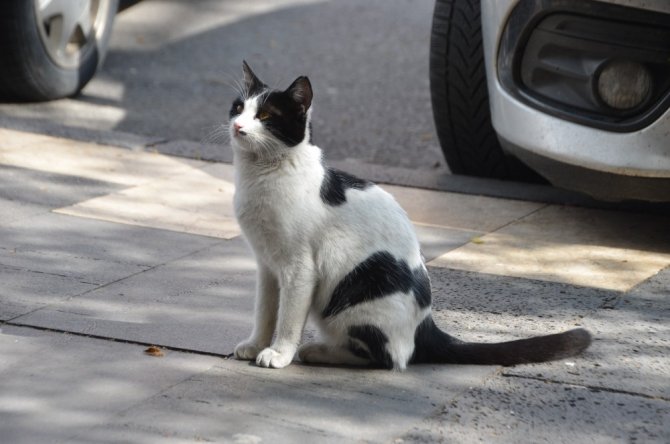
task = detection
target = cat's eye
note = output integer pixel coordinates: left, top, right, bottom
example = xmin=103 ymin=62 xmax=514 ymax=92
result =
xmin=258 ymin=110 xmax=270 ymax=121
xmin=235 ymin=104 xmax=243 ymax=114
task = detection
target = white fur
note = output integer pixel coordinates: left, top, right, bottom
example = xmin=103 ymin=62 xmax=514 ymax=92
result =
xmin=231 ymin=94 xmax=428 ymax=370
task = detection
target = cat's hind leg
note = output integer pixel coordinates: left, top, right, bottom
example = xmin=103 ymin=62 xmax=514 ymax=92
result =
xmin=297 ymin=342 xmax=371 ymax=367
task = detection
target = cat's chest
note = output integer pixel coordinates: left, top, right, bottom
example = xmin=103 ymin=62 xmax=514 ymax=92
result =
xmin=234 ymin=173 xmax=323 ymax=250
xmin=235 ymin=190 xmax=291 ymax=235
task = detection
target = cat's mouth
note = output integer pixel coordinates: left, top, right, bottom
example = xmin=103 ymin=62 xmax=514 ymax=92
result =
xmin=230 ymin=128 xmax=255 ymax=151
xmin=230 ymin=125 xmax=247 ymax=143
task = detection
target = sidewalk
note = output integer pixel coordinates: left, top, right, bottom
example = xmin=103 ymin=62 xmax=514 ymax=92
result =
xmin=1 ymin=128 xmax=668 ymax=443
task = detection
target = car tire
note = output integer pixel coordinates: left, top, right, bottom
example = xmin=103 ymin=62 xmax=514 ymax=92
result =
xmin=429 ymin=0 xmax=545 ymax=182
xmin=0 ymin=0 xmax=118 ymax=102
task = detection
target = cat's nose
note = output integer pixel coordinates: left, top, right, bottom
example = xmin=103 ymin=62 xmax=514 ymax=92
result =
xmin=233 ymin=122 xmax=246 ymax=136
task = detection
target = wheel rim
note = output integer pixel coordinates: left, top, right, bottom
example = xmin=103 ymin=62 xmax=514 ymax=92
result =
xmin=34 ymin=0 xmax=113 ymax=69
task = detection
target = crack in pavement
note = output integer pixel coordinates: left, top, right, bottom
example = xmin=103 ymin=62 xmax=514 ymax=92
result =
xmin=0 ymin=321 xmax=235 ymax=359
xmin=501 ymin=373 xmax=670 ymax=402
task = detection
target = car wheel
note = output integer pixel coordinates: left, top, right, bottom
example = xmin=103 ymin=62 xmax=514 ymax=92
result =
xmin=429 ymin=0 xmax=544 ymax=182
xmin=0 ymin=0 xmax=119 ymax=102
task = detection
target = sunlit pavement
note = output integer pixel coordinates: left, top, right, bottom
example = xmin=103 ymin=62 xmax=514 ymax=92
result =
xmin=1 ymin=128 xmax=669 ymax=443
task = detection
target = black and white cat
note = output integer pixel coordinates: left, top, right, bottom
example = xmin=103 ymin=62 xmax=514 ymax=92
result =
xmin=229 ymin=61 xmax=591 ymax=370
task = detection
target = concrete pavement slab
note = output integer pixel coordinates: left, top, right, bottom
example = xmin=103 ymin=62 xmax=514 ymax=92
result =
xmin=413 ymin=223 xmax=483 ymax=262
xmin=56 ymin=163 xmax=240 ymax=239
xmin=0 ymin=128 xmax=205 ymax=187
xmin=0 ymin=164 xmax=123 ymax=225
xmin=0 ymin=127 xmax=54 ymax=148
xmin=0 ymin=198 xmax=48 ymax=226
xmin=504 ymin=267 xmax=670 ymax=399
xmin=0 ymin=212 xmax=222 ymax=320
xmin=427 ymin=266 xmax=611 ymax=340
xmin=13 ymin=237 xmax=256 ymax=355
xmin=0 ymin=265 xmax=97 ymax=321
xmin=71 ymin=358 xmax=494 ymax=444
xmin=0 ymin=325 xmax=219 ymax=444
xmin=0 ymin=212 xmax=221 ymax=283
xmin=430 ymin=205 xmax=670 ymax=291
xmin=150 ymin=139 xmax=234 ymax=164
xmin=381 ymin=184 xmax=545 ymax=232
xmin=401 ymin=375 xmax=669 ymax=444
xmin=0 ymin=115 xmax=165 ymax=150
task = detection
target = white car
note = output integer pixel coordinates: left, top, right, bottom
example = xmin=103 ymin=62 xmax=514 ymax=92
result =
xmin=429 ymin=0 xmax=670 ymax=202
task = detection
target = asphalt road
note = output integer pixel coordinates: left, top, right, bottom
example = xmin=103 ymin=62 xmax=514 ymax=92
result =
xmin=0 ymin=0 xmax=446 ymax=172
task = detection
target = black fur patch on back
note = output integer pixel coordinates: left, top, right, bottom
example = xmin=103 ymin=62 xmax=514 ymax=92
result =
xmin=320 ymin=168 xmax=371 ymax=206
xmin=348 ymin=325 xmax=394 ymax=369
xmin=322 ymin=251 xmax=431 ymax=318
xmin=412 ymin=266 xmax=432 ymax=308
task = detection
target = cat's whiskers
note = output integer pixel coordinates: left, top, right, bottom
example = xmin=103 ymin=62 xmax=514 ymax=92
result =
xmin=251 ymin=132 xmax=287 ymax=166
xmin=254 ymin=135 xmax=276 ymax=161
xmin=201 ymin=123 xmax=231 ymax=145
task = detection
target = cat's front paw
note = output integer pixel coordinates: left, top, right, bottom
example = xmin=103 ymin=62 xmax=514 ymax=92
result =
xmin=256 ymin=347 xmax=294 ymax=369
xmin=234 ymin=340 xmax=263 ymax=360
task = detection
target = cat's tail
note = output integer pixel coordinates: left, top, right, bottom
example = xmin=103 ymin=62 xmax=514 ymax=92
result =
xmin=411 ymin=317 xmax=591 ymax=366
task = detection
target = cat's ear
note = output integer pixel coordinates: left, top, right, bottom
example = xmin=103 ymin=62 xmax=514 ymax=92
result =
xmin=242 ymin=60 xmax=265 ymax=95
xmin=286 ymin=76 xmax=313 ymax=113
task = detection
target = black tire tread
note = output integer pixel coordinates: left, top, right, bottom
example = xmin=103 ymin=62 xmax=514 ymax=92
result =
xmin=429 ymin=0 xmax=544 ymax=182
xmin=0 ymin=2 xmax=41 ymax=100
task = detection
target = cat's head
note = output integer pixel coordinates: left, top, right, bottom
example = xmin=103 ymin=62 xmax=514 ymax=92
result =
xmin=229 ymin=61 xmax=313 ymax=159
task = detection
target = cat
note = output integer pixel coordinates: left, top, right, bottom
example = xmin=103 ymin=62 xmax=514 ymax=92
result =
xmin=229 ymin=61 xmax=591 ymax=370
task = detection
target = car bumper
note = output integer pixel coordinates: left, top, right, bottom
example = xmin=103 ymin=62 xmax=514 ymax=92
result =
xmin=482 ymin=0 xmax=670 ymax=183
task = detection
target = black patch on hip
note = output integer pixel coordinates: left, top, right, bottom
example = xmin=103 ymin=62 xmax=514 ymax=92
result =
xmin=412 ymin=265 xmax=432 ymax=309
xmin=348 ymin=325 xmax=394 ymax=370
xmin=320 ymin=168 xmax=371 ymax=206
xmin=322 ymin=251 xmax=431 ymax=318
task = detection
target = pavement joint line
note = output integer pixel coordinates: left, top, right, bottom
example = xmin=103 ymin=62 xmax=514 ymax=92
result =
xmin=569 ymin=286 xmax=624 ymax=327
xmin=0 ymin=261 xmax=101 ymax=286
xmin=485 ymin=202 xmax=550 ymax=235
xmin=3 ymin=238 xmax=228 ymax=325
xmin=410 ymin=220 xmax=483 ymax=233
xmin=624 ymin=265 xmax=667 ymax=294
xmin=500 ymin=373 xmax=670 ymax=402
xmin=58 ymin=238 xmax=226 ymax=301
xmin=577 ymin=265 xmax=667 ymax=321
xmin=142 ymin=138 xmax=171 ymax=148
xmin=5 ymin=305 xmax=52 ymax=324
xmin=64 ymin=359 xmax=227 ymax=443
xmin=1 ymin=321 xmax=234 ymax=359
xmin=0 ymin=244 xmax=155 ymax=269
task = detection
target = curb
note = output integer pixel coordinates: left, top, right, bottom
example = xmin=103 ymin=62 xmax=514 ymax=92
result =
xmin=2 ymin=116 xmax=669 ymax=214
